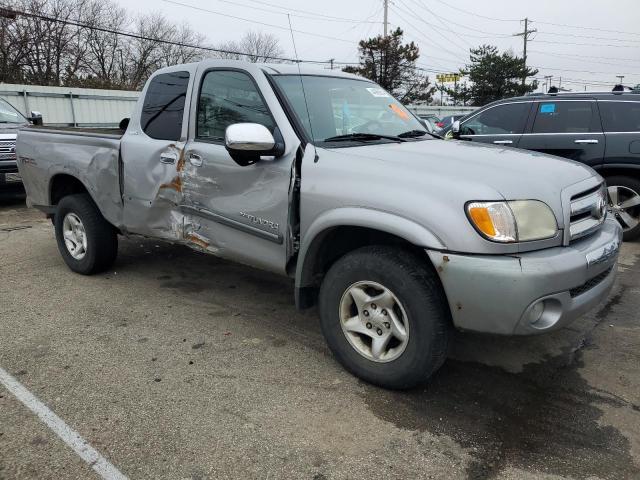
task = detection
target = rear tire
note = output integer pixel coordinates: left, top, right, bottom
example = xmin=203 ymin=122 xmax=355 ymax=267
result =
xmin=605 ymin=175 xmax=640 ymax=241
xmin=54 ymin=194 xmax=118 ymax=274
xmin=318 ymin=246 xmax=451 ymax=390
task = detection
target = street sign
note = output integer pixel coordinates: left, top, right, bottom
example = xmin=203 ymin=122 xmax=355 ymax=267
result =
xmin=436 ymin=73 xmax=460 ymax=83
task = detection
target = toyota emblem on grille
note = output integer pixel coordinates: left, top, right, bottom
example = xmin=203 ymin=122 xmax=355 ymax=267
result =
xmin=593 ymin=192 xmax=607 ymax=220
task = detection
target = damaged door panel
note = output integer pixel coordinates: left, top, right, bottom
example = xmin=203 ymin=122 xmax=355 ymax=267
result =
xmin=180 ymin=68 xmax=296 ymax=273
xmin=120 ymin=68 xmax=195 ymax=241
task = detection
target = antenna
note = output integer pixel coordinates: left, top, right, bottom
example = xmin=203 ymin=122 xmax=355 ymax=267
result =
xmin=287 ymin=14 xmax=318 ymax=162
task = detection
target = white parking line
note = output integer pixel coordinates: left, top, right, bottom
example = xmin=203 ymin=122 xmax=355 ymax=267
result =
xmin=0 ymin=367 xmax=127 ymax=480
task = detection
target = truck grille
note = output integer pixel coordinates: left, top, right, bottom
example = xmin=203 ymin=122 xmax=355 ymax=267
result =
xmin=569 ymin=184 xmax=607 ymax=242
xmin=0 ymin=140 xmax=17 ymax=161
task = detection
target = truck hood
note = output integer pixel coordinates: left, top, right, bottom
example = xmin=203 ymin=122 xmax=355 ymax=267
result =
xmin=338 ymin=138 xmax=595 ymax=201
xmin=314 ymin=138 xmax=600 ymax=252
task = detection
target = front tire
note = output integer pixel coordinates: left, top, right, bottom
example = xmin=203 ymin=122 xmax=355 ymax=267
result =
xmin=605 ymin=175 xmax=640 ymax=241
xmin=318 ymin=246 xmax=451 ymax=390
xmin=54 ymin=194 xmax=118 ymax=274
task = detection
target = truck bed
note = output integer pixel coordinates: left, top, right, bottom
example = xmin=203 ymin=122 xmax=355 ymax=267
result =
xmin=16 ymin=126 xmax=124 ymax=227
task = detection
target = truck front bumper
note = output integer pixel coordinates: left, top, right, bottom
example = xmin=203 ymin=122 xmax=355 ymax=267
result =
xmin=427 ymin=217 xmax=622 ymax=335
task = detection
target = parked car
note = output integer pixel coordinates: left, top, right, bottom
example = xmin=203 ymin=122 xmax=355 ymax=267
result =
xmin=0 ymin=98 xmax=26 ymax=186
xmin=0 ymin=98 xmax=42 ymax=186
xmin=17 ymin=60 xmax=621 ymax=389
xmin=418 ymin=113 xmax=440 ymax=131
xmin=443 ymin=91 xmax=640 ymax=240
xmin=436 ymin=114 xmax=466 ymax=131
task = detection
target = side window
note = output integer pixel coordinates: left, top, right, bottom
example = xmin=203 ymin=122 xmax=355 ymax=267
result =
xmin=197 ymin=70 xmax=275 ymax=141
xmin=140 ymin=71 xmax=190 ymax=141
xmin=532 ymin=101 xmax=598 ymax=134
xmin=599 ymin=101 xmax=640 ymax=132
xmin=461 ymin=102 xmax=530 ymax=135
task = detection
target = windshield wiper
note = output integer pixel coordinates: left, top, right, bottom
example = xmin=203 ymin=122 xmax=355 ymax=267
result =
xmin=323 ymin=133 xmax=406 ymax=143
xmin=398 ymin=129 xmax=442 ymax=140
xmin=398 ymin=129 xmax=428 ymax=138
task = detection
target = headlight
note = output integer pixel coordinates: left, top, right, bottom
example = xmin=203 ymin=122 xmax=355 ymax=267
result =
xmin=467 ymin=200 xmax=558 ymax=243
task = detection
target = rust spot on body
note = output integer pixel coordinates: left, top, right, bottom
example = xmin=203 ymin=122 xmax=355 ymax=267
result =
xmin=186 ymin=233 xmax=210 ymax=249
xmin=159 ymin=176 xmax=182 ymax=192
xmin=443 ymin=255 xmax=450 ymax=262
xmin=176 ymin=148 xmax=186 ymax=172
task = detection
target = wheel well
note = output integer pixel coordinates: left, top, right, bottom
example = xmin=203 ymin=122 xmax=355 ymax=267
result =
xmin=597 ymin=167 xmax=640 ymax=183
xmin=50 ymin=174 xmax=88 ymax=206
xmin=297 ymin=226 xmax=434 ymax=308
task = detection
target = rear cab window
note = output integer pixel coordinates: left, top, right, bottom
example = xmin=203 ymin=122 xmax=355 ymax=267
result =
xmin=140 ymin=71 xmax=191 ymax=141
xmin=598 ymin=101 xmax=640 ymax=132
xmin=532 ymin=101 xmax=601 ymax=133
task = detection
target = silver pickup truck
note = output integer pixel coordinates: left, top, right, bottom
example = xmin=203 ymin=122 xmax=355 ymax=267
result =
xmin=17 ymin=60 xmax=622 ymax=389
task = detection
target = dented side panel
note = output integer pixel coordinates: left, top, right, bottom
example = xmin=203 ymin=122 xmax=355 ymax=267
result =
xmin=16 ymin=128 xmax=123 ymax=226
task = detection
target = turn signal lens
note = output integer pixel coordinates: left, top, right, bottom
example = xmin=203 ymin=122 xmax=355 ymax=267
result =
xmin=468 ymin=206 xmax=496 ymax=237
xmin=467 ymin=202 xmax=517 ymax=242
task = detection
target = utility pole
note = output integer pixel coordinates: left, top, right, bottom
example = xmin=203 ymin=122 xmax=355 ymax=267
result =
xmin=513 ymin=18 xmax=537 ymax=87
xmin=544 ymin=75 xmax=552 ymax=93
xmin=329 ymin=58 xmax=334 ymax=70
xmin=383 ymin=0 xmax=388 ymax=37
xmin=616 ymin=75 xmax=625 ymax=85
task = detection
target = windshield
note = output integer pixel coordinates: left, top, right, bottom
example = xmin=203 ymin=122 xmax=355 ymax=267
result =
xmin=0 ymin=99 xmax=26 ymax=124
xmin=272 ymin=75 xmax=427 ymax=145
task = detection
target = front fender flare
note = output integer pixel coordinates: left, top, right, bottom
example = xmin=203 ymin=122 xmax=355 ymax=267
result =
xmin=295 ymin=207 xmax=446 ymax=291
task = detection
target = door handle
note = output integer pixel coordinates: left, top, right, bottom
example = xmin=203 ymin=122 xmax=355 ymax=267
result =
xmin=160 ymin=151 xmax=178 ymax=164
xmin=493 ymin=140 xmax=513 ymax=145
xmin=574 ymin=139 xmax=599 ymax=144
xmin=189 ymin=153 xmax=203 ymax=167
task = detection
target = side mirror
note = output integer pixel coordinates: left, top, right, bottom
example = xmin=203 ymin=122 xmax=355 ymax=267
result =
xmin=225 ymin=123 xmax=282 ymax=166
xmin=451 ymin=120 xmax=461 ymax=139
xmin=29 ymin=111 xmax=43 ymax=126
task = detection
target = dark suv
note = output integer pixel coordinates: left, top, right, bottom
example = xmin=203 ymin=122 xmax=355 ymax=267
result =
xmin=446 ymin=91 xmax=640 ymax=240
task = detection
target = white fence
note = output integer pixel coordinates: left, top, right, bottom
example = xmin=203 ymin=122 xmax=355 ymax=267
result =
xmin=0 ymin=83 xmax=476 ymax=127
xmin=0 ymin=84 xmax=139 ymax=127
xmin=406 ymin=105 xmax=476 ymax=118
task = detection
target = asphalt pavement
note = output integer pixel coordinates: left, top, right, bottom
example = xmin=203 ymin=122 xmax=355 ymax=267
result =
xmin=1 ymin=189 xmax=639 ymax=480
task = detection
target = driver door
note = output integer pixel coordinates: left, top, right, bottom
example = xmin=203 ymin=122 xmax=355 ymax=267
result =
xmin=459 ymin=101 xmax=533 ymax=147
xmin=180 ymin=68 xmax=295 ymax=273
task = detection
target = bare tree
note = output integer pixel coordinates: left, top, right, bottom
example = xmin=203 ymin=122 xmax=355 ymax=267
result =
xmin=1 ymin=0 xmax=88 ymax=86
xmin=214 ymin=31 xmax=284 ymax=63
xmin=0 ymin=0 xmax=259 ymax=90
xmin=75 ymin=0 xmax=128 ymax=88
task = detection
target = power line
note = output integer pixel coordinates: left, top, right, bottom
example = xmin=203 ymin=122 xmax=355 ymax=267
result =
xmin=534 ymin=39 xmax=640 ymax=49
xmin=389 ymin=4 xmax=468 ymax=62
xmin=531 ymin=65 xmax=640 ymax=76
xmin=403 ymin=0 xmax=470 ymax=51
xmin=536 ymin=30 xmax=640 ymax=44
xmin=175 ymin=0 xmax=382 ymax=24
xmin=434 ymin=0 xmax=520 ymax=22
xmin=6 ymin=6 xmax=345 ymax=65
xmin=212 ymin=0 xmax=382 ymax=23
xmin=528 ymin=50 xmax=640 ymax=66
xmin=533 ymin=20 xmax=640 ymax=38
xmin=162 ymin=0 xmax=355 ymax=44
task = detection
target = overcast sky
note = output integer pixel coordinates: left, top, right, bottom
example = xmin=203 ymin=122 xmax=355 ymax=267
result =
xmin=116 ymin=0 xmax=640 ymax=92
